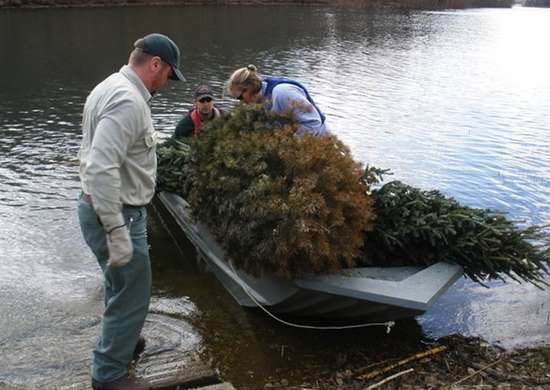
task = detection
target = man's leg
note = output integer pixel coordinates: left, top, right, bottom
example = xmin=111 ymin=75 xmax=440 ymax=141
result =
xmin=78 ymin=201 xmax=152 ymax=383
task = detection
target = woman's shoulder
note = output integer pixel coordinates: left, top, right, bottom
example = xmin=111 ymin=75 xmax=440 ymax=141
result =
xmin=272 ymin=82 xmax=306 ymax=101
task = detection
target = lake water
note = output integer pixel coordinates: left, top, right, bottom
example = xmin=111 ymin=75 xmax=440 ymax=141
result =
xmin=0 ymin=5 xmax=549 ymax=389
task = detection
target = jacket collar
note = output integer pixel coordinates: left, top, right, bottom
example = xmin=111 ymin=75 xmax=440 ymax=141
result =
xmin=120 ymin=65 xmax=152 ymax=104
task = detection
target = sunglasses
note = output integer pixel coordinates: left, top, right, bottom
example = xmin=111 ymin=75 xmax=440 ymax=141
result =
xmin=198 ymin=97 xmax=213 ymax=103
xmin=235 ymin=89 xmax=246 ymax=101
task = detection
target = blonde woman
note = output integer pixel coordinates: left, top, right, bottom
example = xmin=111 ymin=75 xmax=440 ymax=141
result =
xmin=226 ymin=65 xmax=329 ymax=136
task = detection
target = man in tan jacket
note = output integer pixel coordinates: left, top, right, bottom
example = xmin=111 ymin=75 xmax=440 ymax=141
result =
xmin=78 ymin=33 xmax=184 ymax=390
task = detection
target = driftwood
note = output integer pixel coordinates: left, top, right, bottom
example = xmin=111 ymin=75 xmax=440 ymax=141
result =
xmin=469 ymin=362 xmax=550 ymax=385
xmin=448 ymin=359 xmax=502 ymax=387
xmin=365 ymin=368 xmax=414 ymax=389
xmin=355 ymin=358 xmax=394 ymax=374
xmin=357 ymin=345 xmax=447 ymax=380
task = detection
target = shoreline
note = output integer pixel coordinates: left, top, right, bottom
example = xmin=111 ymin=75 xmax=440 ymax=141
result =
xmin=0 ymin=0 xmax=516 ymax=9
xmin=253 ymin=334 xmax=550 ymax=389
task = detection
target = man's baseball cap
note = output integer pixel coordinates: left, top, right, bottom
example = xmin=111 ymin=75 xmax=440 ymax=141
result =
xmin=194 ymin=85 xmax=214 ymax=100
xmin=140 ymin=33 xmax=185 ymax=81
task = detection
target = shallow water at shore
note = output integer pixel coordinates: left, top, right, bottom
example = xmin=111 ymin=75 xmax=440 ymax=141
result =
xmin=0 ymin=5 xmax=549 ymax=389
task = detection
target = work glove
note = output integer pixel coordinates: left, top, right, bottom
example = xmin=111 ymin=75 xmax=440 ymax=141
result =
xmin=101 ymin=213 xmax=134 ymax=268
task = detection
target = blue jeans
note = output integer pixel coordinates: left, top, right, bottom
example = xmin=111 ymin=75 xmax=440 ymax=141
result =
xmin=78 ymin=199 xmax=152 ymax=382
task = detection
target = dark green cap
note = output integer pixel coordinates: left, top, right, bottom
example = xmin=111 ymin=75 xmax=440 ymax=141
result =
xmin=141 ymin=33 xmax=185 ymax=81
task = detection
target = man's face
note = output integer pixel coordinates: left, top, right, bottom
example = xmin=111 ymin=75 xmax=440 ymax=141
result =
xmin=150 ymin=58 xmax=173 ymax=94
xmin=195 ymin=96 xmax=214 ymax=115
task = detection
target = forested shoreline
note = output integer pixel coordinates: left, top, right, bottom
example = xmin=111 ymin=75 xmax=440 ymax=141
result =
xmin=524 ymin=0 xmax=550 ymax=6
xmin=0 ymin=0 xmax=516 ymax=9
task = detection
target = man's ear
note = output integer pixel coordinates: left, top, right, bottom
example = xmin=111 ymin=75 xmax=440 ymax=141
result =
xmin=150 ymin=56 xmax=162 ymax=72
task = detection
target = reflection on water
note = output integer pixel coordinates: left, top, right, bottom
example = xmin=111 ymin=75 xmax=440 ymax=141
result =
xmin=0 ymin=4 xmax=549 ymax=389
xmin=420 ymin=278 xmax=550 ymax=348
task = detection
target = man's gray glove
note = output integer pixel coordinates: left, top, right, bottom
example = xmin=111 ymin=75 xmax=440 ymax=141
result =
xmin=101 ymin=213 xmax=133 ymax=268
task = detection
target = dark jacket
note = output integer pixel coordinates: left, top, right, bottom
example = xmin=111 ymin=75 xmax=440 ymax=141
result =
xmin=175 ymin=107 xmax=222 ymax=138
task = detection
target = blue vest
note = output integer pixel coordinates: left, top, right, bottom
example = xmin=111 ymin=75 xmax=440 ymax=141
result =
xmin=264 ymin=77 xmax=326 ymax=124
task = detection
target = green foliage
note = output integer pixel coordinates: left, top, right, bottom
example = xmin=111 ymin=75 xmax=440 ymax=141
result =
xmin=361 ymin=175 xmax=550 ymax=287
xmin=183 ymin=104 xmax=375 ymax=278
xmin=156 ymin=137 xmax=192 ymax=194
xmin=363 ymin=165 xmax=392 ymax=186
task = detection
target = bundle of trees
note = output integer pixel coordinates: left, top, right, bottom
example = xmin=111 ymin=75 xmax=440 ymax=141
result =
xmin=157 ymin=105 xmax=549 ymax=286
xmin=361 ymin=168 xmax=549 ymax=286
xmin=159 ymin=106 xmax=374 ymax=277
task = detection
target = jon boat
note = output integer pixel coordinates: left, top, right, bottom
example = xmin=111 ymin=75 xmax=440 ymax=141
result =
xmin=154 ymin=191 xmax=463 ymax=322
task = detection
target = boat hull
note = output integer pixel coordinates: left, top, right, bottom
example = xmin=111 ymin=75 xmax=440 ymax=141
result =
xmin=153 ymin=192 xmax=463 ymax=321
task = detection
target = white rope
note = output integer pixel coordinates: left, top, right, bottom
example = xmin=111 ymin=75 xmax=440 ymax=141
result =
xmin=229 ymin=262 xmax=395 ymax=333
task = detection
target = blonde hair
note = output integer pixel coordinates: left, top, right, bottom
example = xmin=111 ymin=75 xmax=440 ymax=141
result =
xmin=226 ymin=64 xmax=263 ymax=94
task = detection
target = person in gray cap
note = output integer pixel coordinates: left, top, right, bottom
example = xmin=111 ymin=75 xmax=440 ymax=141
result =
xmin=175 ymin=84 xmax=223 ymax=137
xmin=77 ymin=33 xmax=184 ymax=390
